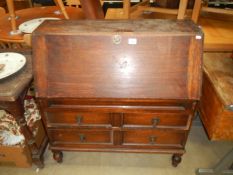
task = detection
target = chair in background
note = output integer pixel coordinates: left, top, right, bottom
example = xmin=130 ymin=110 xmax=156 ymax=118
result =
xmin=55 ymin=0 xmax=104 ymax=19
xmin=122 ymin=0 xmax=150 ymax=19
xmin=54 ymin=0 xmax=82 ymax=20
xmin=192 ymin=0 xmax=233 ymax=23
xmin=122 ymin=0 xmax=189 ymax=19
xmin=65 ymin=0 xmax=81 ymax=7
xmin=54 ymin=0 xmax=70 ymax=19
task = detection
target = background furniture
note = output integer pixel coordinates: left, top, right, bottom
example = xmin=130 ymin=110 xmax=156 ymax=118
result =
xmin=0 ymin=53 xmax=48 ymax=168
xmin=192 ymin=0 xmax=233 ymax=23
xmin=0 ymin=142 xmax=32 ymax=167
xmin=197 ymin=18 xmax=233 ymax=51
xmin=51 ymin=0 xmax=104 ymax=20
xmin=79 ymin=0 xmax=105 ymax=19
xmin=0 ymin=7 xmax=5 ymax=14
xmin=197 ymin=52 xmax=233 ymax=174
xmin=55 ymin=0 xmax=81 ymax=19
xmin=121 ymin=0 xmax=190 ymax=19
xmin=199 ymin=52 xmax=233 ymax=141
xmin=6 ymin=0 xmax=21 ymax=36
xmin=0 ymin=6 xmax=84 ymax=43
xmin=191 ymin=0 xmax=233 ymax=51
xmin=105 ymin=1 xmax=233 ymax=52
xmin=33 ymin=19 xmax=203 ymax=167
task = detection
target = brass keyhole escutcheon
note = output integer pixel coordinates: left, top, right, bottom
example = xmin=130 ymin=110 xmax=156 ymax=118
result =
xmin=79 ymin=134 xmax=86 ymax=142
xmin=76 ymin=115 xmax=83 ymax=125
xmin=151 ymin=118 xmax=160 ymax=128
xmin=113 ymin=35 xmax=122 ymax=44
xmin=149 ymin=136 xmax=156 ymax=145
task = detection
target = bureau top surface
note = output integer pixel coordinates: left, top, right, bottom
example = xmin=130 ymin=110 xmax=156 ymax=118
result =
xmin=34 ymin=19 xmax=202 ymax=36
xmin=204 ymin=52 xmax=233 ymax=108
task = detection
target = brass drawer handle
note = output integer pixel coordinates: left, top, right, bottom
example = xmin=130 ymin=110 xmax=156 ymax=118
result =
xmin=76 ymin=115 xmax=83 ymax=125
xmin=149 ymin=136 xmax=156 ymax=145
xmin=151 ymin=118 xmax=160 ymax=128
xmin=79 ymin=134 xmax=86 ymax=142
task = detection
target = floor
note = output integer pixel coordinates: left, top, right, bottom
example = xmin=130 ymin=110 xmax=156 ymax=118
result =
xmin=0 ymin=124 xmax=232 ymax=175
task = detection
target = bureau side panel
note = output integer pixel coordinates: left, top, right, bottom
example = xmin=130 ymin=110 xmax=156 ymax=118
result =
xmin=187 ymin=35 xmax=203 ymax=99
xmin=32 ymin=35 xmax=48 ymax=98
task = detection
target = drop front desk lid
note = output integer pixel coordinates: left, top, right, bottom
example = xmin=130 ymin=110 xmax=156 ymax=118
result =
xmin=32 ymin=19 xmax=203 ymax=100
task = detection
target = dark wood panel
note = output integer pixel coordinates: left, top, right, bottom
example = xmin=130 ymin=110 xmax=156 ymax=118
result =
xmin=48 ymin=129 xmax=112 ymax=144
xmin=79 ymin=0 xmax=104 ymax=19
xmin=123 ymin=113 xmax=190 ymax=129
xmin=45 ymin=35 xmax=189 ymax=99
xmin=45 ymin=98 xmax=194 ymax=110
xmin=122 ymin=130 xmax=185 ymax=147
xmin=46 ymin=111 xmax=112 ymax=127
xmin=50 ymin=144 xmax=185 ymax=154
xmin=33 ymin=20 xmax=203 ymax=100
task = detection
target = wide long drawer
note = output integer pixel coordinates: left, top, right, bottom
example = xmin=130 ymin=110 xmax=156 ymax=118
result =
xmin=46 ymin=111 xmax=112 ymax=127
xmin=48 ymin=129 xmax=112 ymax=145
xmin=122 ymin=130 xmax=185 ymax=148
xmin=123 ymin=113 xmax=190 ymax=129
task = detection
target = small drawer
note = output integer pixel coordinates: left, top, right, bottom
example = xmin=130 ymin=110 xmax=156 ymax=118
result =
xmin=46 ymin=111 xmax=111 ymax=127
xmin=123 ymin=113 xmax=189 ymax=128
xmin=123 ymin=130 xmax=185 ymax=147
xmin=48 ymin=129 xmax=112 ymax=144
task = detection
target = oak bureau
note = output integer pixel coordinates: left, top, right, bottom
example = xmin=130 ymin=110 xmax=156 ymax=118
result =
xmin=32 ymin=19 xmax=203 ymax=167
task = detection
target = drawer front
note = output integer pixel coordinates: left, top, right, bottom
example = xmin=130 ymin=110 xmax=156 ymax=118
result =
xmin=48 ymin=129 xmax=112 ymax=144
xmin=123 ymin=130 xmax=185 ymax=147
xmin=46 ymin=112 xmax=111 ymax=127
xmin=123 ymin=113 xmax=189 ymax=128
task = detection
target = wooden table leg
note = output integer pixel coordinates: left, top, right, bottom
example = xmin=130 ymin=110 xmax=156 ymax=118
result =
xmin=79 ymin=0 xmax=104 ymax=19
xmin=6 ymin=0 xmax=21 ymax=35
xmin=196 ymin=148 xmax=233 ymax=175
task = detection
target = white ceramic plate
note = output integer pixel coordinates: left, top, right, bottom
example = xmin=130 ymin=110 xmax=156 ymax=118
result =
xmin=0 ymin=52 xmax=26 ymax=80
xmin=19 ymin=17 xmax=60 ymax=33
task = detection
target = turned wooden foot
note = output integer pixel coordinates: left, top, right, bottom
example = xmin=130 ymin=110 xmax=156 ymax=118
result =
xmin=230 ymin=163 xmax=233 ymax=170
xmin=33 ymin=157 xmax=44 ymax=169
xmin=172 ymin=154 xmax=182 ymax=167
xmin=53 ymin=151 xmax=63 ymax=163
